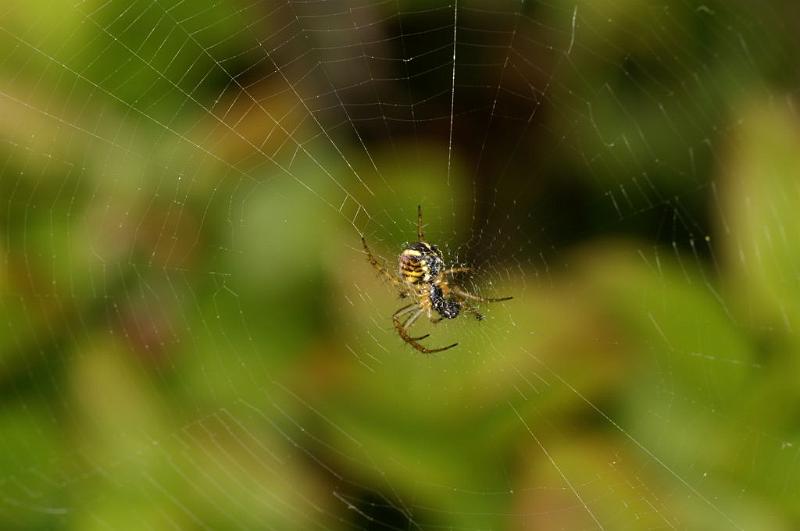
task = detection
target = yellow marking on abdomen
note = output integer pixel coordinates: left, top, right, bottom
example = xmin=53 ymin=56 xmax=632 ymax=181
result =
xmin=402 ymin=249 xmax=422 ymax=257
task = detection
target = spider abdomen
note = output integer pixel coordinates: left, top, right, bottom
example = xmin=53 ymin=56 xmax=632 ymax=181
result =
xmin=398 ymin=242 xmax=442 ymax=285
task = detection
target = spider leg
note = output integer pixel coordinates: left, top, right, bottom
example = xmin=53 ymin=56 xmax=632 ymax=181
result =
xmin=393 ymin=304 xmax=428 ymax=340
xmin=417 ymin=204 xmax=425 ymax=241
xmin=449 ymin=286 xmax=513 ymax=304
xmin=393 ymin=305 xmax=458 ymax=354
xmin=362 ymin=236 xmax=404 ymax=292
xmin=392 ymin=302 xmax=422 ymax=339
xmin=401 ymin=309 xmax=430 ymax=341
xmin=443 ymin=267 xmax=472 ymax=275
xmin=393 ymin=303 xmax=417 ymax=318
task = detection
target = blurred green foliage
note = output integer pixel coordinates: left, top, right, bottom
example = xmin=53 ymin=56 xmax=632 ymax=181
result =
xmin=1 ymin=0 xmax=800 ymax=529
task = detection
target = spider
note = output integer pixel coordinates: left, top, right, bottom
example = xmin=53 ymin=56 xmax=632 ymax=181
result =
xmin=361 ymin=205 xmax=512 ymax=354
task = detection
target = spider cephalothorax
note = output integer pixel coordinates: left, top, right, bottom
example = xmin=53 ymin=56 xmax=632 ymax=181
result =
xmin=361 ymin=206 xmax=511 ymax=353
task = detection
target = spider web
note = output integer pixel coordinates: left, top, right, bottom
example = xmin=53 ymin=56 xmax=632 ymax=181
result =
xmin=1 ymin=0 xmax=799 ymax=529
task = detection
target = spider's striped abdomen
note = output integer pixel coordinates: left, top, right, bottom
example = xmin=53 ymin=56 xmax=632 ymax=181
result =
xmin=398 ymin=242 xmax=442 ymax=285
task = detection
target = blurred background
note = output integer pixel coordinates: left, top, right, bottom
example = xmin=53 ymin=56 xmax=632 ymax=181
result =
xmin=1 ymin=0 xmax=800 ymax=529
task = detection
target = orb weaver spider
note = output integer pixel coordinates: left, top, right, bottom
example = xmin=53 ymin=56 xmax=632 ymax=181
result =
xmin=361 ymin=206 xmax=512 ymax=354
